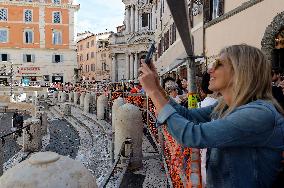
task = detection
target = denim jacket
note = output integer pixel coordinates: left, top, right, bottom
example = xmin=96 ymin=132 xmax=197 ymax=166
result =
xmin=157 ymin=99 xmax=284 ymax=188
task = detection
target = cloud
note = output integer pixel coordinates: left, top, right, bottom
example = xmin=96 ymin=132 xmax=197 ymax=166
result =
xmin=75 ymin=0 xmax=125 ymax=34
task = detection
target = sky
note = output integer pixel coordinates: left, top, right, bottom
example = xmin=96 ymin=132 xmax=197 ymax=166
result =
xmin=74 ymin=0 xmax=125 ymax=34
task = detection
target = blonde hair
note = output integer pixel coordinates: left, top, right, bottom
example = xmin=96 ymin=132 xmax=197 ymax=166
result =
xmin=214 ymin=44 xmax=284 ymax=118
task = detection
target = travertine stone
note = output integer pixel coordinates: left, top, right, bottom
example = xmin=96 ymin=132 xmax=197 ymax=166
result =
xmin=58 ymin=91 xmax=62 ymax=102
xmin=61 ymin=92 xmax=67 ymax=103
xmin=112 ymin=97 xmax=124 ymax=132
xmin=115 ymin=103 xmax=143 ymax=170
xmin=0 ymin=152 xmax=98 ymax=188
xmin=34 ymin=111 xmax=48 ymax=135
xmin=80 ymin=92 xmax=86 ymax=108
xmin=69 ymin=92 xmax=74 ymax=103
xmin=64 ymin=103 xmax=72 ymax=116
xmin=97 ymin=95 xmax=108 ymax=120
xmin=84 ymin=93 xmax=91 ymax=113
xmin=23 ymin=118 xmax=42 ymax=152
xmin=74 ymin=92 xmax=80 ymax=105
xmin=53 ymin=91 xmax=58 ymax=103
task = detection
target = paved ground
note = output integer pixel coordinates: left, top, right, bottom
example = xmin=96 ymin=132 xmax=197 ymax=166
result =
xmin=44 ymin=119 xmax=80 ymax=159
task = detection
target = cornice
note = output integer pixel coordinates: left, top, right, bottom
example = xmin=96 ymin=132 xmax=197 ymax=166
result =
xmin=0 ymin=1 xmax=80 ymax=10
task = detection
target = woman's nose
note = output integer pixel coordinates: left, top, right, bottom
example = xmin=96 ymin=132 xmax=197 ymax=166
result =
xmin=207 ymin=67 xmax=214 ymax=74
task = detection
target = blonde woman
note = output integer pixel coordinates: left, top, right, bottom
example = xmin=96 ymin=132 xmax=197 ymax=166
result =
xmin=139 ymin=44 xmax=284 ymax=188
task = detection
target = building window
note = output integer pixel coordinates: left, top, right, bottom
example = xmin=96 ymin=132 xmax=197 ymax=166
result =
xmin=87 ymin=42 xmax=89 ymax=48
xmin=170 ymin=23 xmax=176 ymax=45
xmin=212 ymin=0 xmax=220 ymax=19
xmin=91 ymin=52 xmax=94 ymax=58
xmin=0 ymin=29 xmax=8 ymax=43
xmin=91 ymin=40 xmax=94 ymax=47
xmin=24 ymin=30 xmax=33 ymax=44
xmin=52 ymin=30 xmax=62 ymax=45
xmin=91 ymin=64 xmax=95 ymax=71
xmin=0 ymin=53 xmax=9 ymax=62
xmin=102 ymin=61 xmax=107 ymax=71
xmin=53 ymin=11 xmax=61 ymax=24
xmin=142 ymin=13 xmax=149 ymax=27
xmin=53 ymin=0 xmax=60 ymax=4
xmin=80 ymin=44 xmax=83 ymax=51
xmin=164 ymin=31 xmax=169 ymax=51
xmin=24 ymin=10 xmax=32 ymax=22
xmin=204 ymin=0 xmax=224 ymax=22
xmin=0 ymin=9 xmax=7 ymax=21
xmin=86 ymin=53 xmax=89 ymax=60
xmin=23 ymin=54 xmax=35 ymax=63
xmin=52 ymin=54 xmax=63 ymax=63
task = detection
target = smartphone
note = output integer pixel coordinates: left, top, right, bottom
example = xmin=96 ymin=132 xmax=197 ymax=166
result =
xmin=145 ymin=43 xmax=156 ymax=65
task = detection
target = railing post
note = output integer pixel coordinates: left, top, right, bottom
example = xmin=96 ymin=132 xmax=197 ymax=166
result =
xmin=97 ymin=95 xmax=108 ymax=120
xmin=83 ymin=93 xmax=91 ymax=113
xmin=73 ymin=92 xmax=80 ymax=105
xmin=52 ymin=91 xmax=58 ymax=104
xmin=69 ymin=92 xmax=74 ymax=103
xmin=115 ymin=103 xmax=143 ymax=170
xmin=34 ymin=111 xmax=48 ymax=136
xmin=80 ymin=92 xmax=85 ymax=108
xmin=111 ymin=97 xmax=124 ymax=163
xmin=64 ymin=103 xmax=72 ymax=116
xmin=61 ymin=91 xmax=67 ymax=103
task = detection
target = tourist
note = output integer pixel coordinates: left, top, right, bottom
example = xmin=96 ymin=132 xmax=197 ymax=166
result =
xmin=164 ymin=80 xmax=182 ymax=104
xmin=272 ymin=68 xmax=284 ymax=109
xmin=138 ymin=44 xmax=284 ymax=187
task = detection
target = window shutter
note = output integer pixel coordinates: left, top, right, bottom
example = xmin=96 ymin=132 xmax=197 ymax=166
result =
xmin=23 ymin=54 xmax=26 ymax=63
xmin=32 ymin=55 xmax=35 ymax=63
xmin=204 ymin=0 xmax=211 ymax=22
xmin=60 ymin=55 xmax=63 ymax=63
xmin=7 ymin=54 xmax=10 ymax=61
xmin=218 ymin=0 xmax=224 ymax=17
xmin=0 ymin=54 xmax=2 ymax=62
xmin=52 ymin=55 xmax=55 ymax=63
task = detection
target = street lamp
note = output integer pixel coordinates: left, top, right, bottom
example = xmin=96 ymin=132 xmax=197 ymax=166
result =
xmin=9 ymin=61 xmax=14 ymax=97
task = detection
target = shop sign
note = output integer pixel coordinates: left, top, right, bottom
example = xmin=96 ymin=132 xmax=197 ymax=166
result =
xmin=19 ymin=67 xmax=41 ymax=75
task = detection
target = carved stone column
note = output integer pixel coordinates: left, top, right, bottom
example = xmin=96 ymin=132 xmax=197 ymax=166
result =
xmin=125 ymin=6 xmax=130 ymax=33
xmin=130 ymin=53 xmax=134 ymax=80
xmin=126 ymin=53 xmax=130 ymax=80
xmin=134 ymin=53 xmax=138 ymax=80
xmin=135 ymin=6 xmax=139 ymax=32
xmin=111 ymin=54 xmax=117 ymax=82
xmin=130 ymin=5 xmax=135 ymax=33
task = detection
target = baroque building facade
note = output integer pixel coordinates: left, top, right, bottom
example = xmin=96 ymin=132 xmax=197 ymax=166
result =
xmin=76 ymin=32 xmax=112 ymax=82
xmin=109 ymin=0 xmax=155 ymax=82
xmin=0 ymin=0 xmax=79 ymax=85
